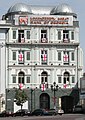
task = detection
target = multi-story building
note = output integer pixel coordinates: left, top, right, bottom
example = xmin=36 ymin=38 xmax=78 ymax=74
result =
xmin=0 ymin=3 xmax=83 ymax=112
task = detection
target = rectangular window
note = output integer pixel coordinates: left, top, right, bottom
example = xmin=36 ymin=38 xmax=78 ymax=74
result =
xmin=71 ymin=52 xmax=74 ymax=61
xmin=18 ymin=51 xmax=24 ymax=64
xmin=13 ymin=76 xmax=16 ymax=83
xmin=58 ymin=52 xmax=61 ymax=61
xmin=63 ymin=30 xmax=69 ymax=42
xmin=71 ymin=31 xmax=74 ymax=40
xmin=41 ymin=30 xmax=48 ymax=43
xmin=58 ymin=31 xmax=61 ymax=40
xmin=26 ymin=51 xmax=30 ymax=60
xmin=18 ymin=30 xmax=24 ymax=43
xmin=13 ymin=31 xmax=16 ymax=39
xmin=13 ymin=51 xmax=16 ymax=60
xmin=41 ymin=50 xmax=47 ymax=65
xmin=26 ymin=76 xmax=30 ymax=83
xmin=72 ymin=76 xmax=75 ymax=83
xmin=26 ymin=31 xmax=30 ymax=39
xmin=58 ymin=76 xmax=61 ymax=83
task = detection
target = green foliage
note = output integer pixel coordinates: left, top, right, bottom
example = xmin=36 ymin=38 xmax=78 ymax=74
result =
xmin=15 ymin=89 xmax=28 ymax=107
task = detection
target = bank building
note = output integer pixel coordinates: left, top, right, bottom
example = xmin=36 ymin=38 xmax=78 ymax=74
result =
xmin=0 ymin=3 xmax=83 ymax=113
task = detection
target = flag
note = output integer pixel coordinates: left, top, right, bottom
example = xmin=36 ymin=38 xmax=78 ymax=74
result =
xmin=19 ymin=83 xmax=23 ymax=90
xmin=41 ymin=83 xmax=46 ymax=91
xmin=63 ymin=38 xmax=69 ymax=43
xmin=63 ymin=84 xmax=67 ymax=88
xmin=63 ymin=52 xmax=69 ymax=62
xmin=42 ymin=51 xmax=47 ymax=61
xmin=21 ymin=38 xmax=25 ymax=43
xmin=41 ymin=38 xmax=47 ymax=43
xmin=18 ymin=51 xmax=24 ymax=63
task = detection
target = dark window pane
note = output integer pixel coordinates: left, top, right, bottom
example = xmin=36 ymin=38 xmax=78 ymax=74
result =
xmin=27 ymin=31 xmax=30 ymax=39
xmin=58 ymin=31 xmax=61 ymax=40
xmin=26 ymin=52 xmax=30 ymax=60
xmin=13 ymin=52 xmax=16 ymax=60
xmin=27 ymin=77 xmax=30 ymax=83
xmin=58 ymin=52 xmax=61 ymax=61
xmin=71 ymin=31 xmax=74 ymax=40
xmin=71 ymin=52 xmax=74 ymax=61
xmin=13 ymin=31 xmax=16 ymax=39
xmin=58 ymin=77 xmax=61 ymax=83
xmin=13 ymin=76 xmax=16 ymax=83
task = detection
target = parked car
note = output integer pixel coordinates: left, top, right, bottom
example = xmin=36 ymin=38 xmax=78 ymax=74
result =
xmin=0 ymin=110 xmax=7 ymax=117
xmin=48 ymin=108 xmax=58 ymax=115
xmin=73 ymin=105 xmax=83 ymax=113
xmin=58 ymin=109 xmax=64 ymax=115
xmin=13 ymin=109 xmax=30 ymax=116
xmin=31 ymin=109 xmax=49 ymax=116
xmin=0 ymin=110 xmax=14 ymax=117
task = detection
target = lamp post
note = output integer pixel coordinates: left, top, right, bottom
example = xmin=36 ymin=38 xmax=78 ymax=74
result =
xmin=51 ymin=82 xmax=58 ymax=109
xmin=30 ymin=87 xmax=37 ymax=112
xmin=31 ymin=88 xmax=34 ymax=112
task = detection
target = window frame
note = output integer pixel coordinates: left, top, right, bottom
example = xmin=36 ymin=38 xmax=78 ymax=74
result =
xmin=26 ymin=76 xmax=30 ymax=83
xmin=58 ymin=52 xmax=61 ymax=61
xmin=26 ymin=30 xmax=30 ymax=39
xmin=71 ymin=31 xmax=74 ymax=40
xmin=58 ymin=31 xmax=61 ymax=40
xmin=72 ymin=76 xmax=75 ymax=83
xmin=13 ymin=30 xmax=16 ymax=39
xmin=12 ymin=76 xmax=16 ymax=83
xmin=26 ymin=51 xmax=30 ymax=60
xmin=58 ymin=76 xmax=62 ymax=83
xmin=12 ymin=51 xmax=16 ymax=60
xmin=71 ymin=52 xmax=75 ymax=61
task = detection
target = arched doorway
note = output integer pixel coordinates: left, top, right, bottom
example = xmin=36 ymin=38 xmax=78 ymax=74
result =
xmin=40 ymin=93 xmax=50 ymax=110
xmin=63 ymin=71 xmax=70 ymax=84
xmin=61 ymin=96 xmax=74 ymax=113
xmin=18 ymin=71 xmax=25 ymax=84
xmin=41 ymin=71 xmax=48 ymax=84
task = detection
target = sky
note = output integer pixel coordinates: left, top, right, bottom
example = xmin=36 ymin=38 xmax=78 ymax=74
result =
xmin=0 ymin=0 xmax=85 ymax=70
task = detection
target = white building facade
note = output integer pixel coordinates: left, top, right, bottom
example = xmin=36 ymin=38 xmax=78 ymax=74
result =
xmin=0 ymin=3 xmax=83 ymax=112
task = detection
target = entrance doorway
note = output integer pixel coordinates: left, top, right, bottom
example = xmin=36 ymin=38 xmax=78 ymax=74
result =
xmin=61 ymin=96 xmax=74 ymax=113
xmin=40 ymin=93 xmax=50 ymax=110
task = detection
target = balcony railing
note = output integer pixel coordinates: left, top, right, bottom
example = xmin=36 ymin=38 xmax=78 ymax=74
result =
xmin=18 ymin=38 xmax=25 ymax=43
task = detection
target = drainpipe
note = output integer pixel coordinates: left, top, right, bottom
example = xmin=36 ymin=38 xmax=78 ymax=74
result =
xmin=77 ymin=46 xmax=79 ymax=89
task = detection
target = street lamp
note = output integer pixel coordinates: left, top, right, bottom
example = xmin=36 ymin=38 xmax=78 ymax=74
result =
xmin=31 ymin=89 xmax=34 ymax=112
xmin=27 ymin=87 xmax=34 ymax=112
xmin=51 ymin=82 xmax=58 ymax=109
xmin=30 ymin=87 xmax=37 ymax=112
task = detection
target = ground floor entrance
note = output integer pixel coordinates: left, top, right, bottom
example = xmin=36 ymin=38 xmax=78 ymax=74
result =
xmin=61 ymin=96 xmax=74 ymax=113
xmin=40 ymin=93 xmax=50 ymax=109
xmin=6 ymin=88 xmax=79 ymax=113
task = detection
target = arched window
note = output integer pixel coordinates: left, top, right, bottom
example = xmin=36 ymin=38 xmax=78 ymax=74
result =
xmin=41 ymin=71 xmax=48 ymax=84
xmin=18 ymin=71 xmax=25 ymax=84
xmin=63 ymin=71 xmax=70 ymax=84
